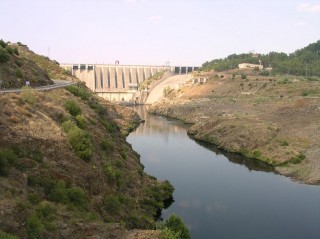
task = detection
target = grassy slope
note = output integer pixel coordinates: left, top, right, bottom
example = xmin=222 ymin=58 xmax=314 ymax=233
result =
xmin=0 ymin=85 xmax=173 ymax=238
xmin=0 ymin=43 xmax=172 ymax=238
xmin=16 ymin=43 xmax=76 ymax=81
xmin=0 ymin=42 xmax=52 ymax=88
xmin=149 ymin=69 xmax=320 ymax=184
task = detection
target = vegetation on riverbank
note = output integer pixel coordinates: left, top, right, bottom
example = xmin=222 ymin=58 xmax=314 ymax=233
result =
xmin=0 ymin=41 xmax=175 ymax=238
xmin=149 ymin=65 xmax=320 ymax=184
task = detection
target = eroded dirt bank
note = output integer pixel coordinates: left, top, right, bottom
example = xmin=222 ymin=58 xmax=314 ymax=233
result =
xmin=148 ymin=70 xmax=320 ymax=184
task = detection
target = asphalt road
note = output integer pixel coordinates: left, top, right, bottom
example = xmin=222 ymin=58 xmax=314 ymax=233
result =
xmin=0 ymin=80 xmax=76 ymax=94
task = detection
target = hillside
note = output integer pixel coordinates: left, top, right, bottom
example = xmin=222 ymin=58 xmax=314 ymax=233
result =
xmin=15 ymin=42 xmax=77 ymax=81
xmin=149 ymin=69 xmax=320 ymax=184
xmin=0 ymin=42 xmax=174 ymax=238
xmin=201 ymin=40 xmax=320 ymax=76
xmin=0 ymin=40 xmax=53 ymax=89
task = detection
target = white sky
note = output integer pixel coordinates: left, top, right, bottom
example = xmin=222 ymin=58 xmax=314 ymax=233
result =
xmin=1 ymin=0 xmax=320 ymax=66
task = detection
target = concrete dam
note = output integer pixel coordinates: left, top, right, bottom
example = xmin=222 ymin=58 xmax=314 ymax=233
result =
xmin=61 ymin=64 xmax=198 ymax=103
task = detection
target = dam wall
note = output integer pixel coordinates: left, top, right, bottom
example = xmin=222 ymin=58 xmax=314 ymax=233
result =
xmin=61 ymin=63 xmax=199 ymax=103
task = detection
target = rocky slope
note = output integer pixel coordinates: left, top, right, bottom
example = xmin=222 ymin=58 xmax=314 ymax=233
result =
xmin=0 ymin=41 xmax=172 ymax=239
xmin=149 ymin=70 xmax=320 ymax=184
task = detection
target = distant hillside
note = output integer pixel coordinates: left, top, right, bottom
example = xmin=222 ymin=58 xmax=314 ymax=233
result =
xmin=15 ymin=42 xmax=77 ymax=81
xmin=202 ymin=40 xmax=320 ymax=76
xmin=0 ymin=39 xmax=52 ymax=88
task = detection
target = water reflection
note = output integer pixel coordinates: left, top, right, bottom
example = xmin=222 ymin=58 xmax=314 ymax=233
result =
xmin=190 ymin=138 xmax=275 ymax=173
xmin=127 ymin=106 xmax=320 ymax=239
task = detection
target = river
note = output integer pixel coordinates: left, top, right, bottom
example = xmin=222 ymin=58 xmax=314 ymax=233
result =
xmin=126 ymin=106 xmax=320 ymax=239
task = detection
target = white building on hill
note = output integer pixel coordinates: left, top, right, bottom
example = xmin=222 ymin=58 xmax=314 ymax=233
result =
xmin=238 ymin=63 xmax=263 ymax=70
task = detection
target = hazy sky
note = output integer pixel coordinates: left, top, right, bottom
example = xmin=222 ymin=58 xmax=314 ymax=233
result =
xmin=1 ymin=0 xmax=320 ymax=66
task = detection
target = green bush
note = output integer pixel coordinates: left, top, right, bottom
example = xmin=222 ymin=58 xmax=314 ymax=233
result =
xmin=61 ymin=120 xmax=76 ymax=133
xmin=21 ymin=86 xmax=37 ymax=105
xmin=164 ymin=215 xmax=190 ymax=239
xmin=64 ymin=100 xmax=82 ymax=117
xmin=61 ymin=120 xmax=93 ymax=160
xmin=0 ymin=46 xmax=9 ymax=63
xmin=100 ymin=118 xmax=118 ymax=133
xmin=66 ymin=85 xmax=91 ymax=101
xmin=26 ymin=215 xmax=45 ymax=239
xmin=0 ymin=148 xmax=18 ymax=176
xmin=158 ymin=215 xmax=190 ymax=239
xmin=35 ymin=202 xmax=56 ymax=221
xmin=28 ymin=193 xmax=41 ymax=205
xmin=67 ymin=187 xmax=86 ymax=208
xmin=14 ymin=59 xmax=22 ymax=67
xmin=260 ymin=70 xmax=270 ymax=76
xmin=0 ymin=230 xmax=19 ymax=239
xmin=16 ymin=146 xmax=43 ymax=163
xmin=252 ymin=149 xmax=262 ymax=158
xmin=75 ymin=115 xmax=87 ymax=129
xmin=163 ymin=86 xmax=172 ymax=97
xmin=279 ymin=139 xmax=289 ymax=146
xmin=13 ymin=47 xmax=19 ymax=55
xmin=49 ymin=180 xmax=68 ymax=203
xmin=16 ymin=69 xmax=23 ymax=78
xmin=104 ymin=195 xmax=121 ymax=215
xmin=290 ymin=153 xmax=306 ymax=164
xmin=67 ymin=127 xmax=93 ymax=160
xmin=241 ymin=74 xmax=247 ymax=79
xmin=160 ymin=227 xmax=183 ymax=239
xmin=101 ymin=138 xmax=114 ymax=152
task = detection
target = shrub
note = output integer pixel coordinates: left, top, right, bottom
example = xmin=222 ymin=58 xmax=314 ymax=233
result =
xmin=160 ymin=227 xmax=182 ymax=239
xmin=66 ymin=85 xmax=90 ymax=101
xmin=67 ymin=126 xmax=93 ymax=160
xmin=260 ymin=70 xmax=269 ymax=76
xmin=0 ymin=148 xmax=18 ymax=176
xmin=0 ymin=230 xmax=18 ymax=239
xmin=35 ymin=202 xmax=56 ymax=221
xmin=61 ymin=120 xmax=93 ymax=160
xmin=290 ymin=153 xmax=306 ymax=164
xmin=26 ymin=215 xmax=45 ymax=239
xmin=14 ymin=59 xmax=22 ymax=67
xmin=49 ymin=180 xmax=68 ymax=203
xmin=163 ymin=215 xmax=190 ymax=239
xmin=21 ymin=86 xmax=37 ymax=105
xmin=279 ymin=139 xmax=289 ymax=146
xmin=61 ymin=120 xmax=76 ymax=133
xmin=0 ymin=46 xmax=9 ymax=63
xmin=104 ymin=195 xmax=121 ymax=215
xmin=101 ymin=138 xmax=114 ymax=152
xmin=241 ymin=74 xmax=247 ymax=79
xmin=64 ymin=100 xmax=82 ymax=117
xmin=16 ymin=69 xmax=23 ymax=78
xmin=67 ymin=187 xmax=86 ymax=208
xmin=16 ymin=146 xmax=43 ymax=163
xmin=28 ymin=193 xmax=41 ymax=205
xmin=75 ymin=115 xmax=87 ymax=129
xmin=13 ymin=47 xmax=19 ymax=55
xmin=252 ymin=150 xmax=262 ymax=158
xmin=163 ymin=86 xmax=172 ymax=97
xmin=101 ymin=118 xmax=118 ymax=133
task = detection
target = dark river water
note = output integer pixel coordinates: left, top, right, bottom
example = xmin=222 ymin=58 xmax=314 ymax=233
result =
xmin=126 ymin=106 xmax=320 ymax=239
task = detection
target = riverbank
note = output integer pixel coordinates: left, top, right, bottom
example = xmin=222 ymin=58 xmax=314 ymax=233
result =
xmin=148 ymin=70 xmax=320 ymax=184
